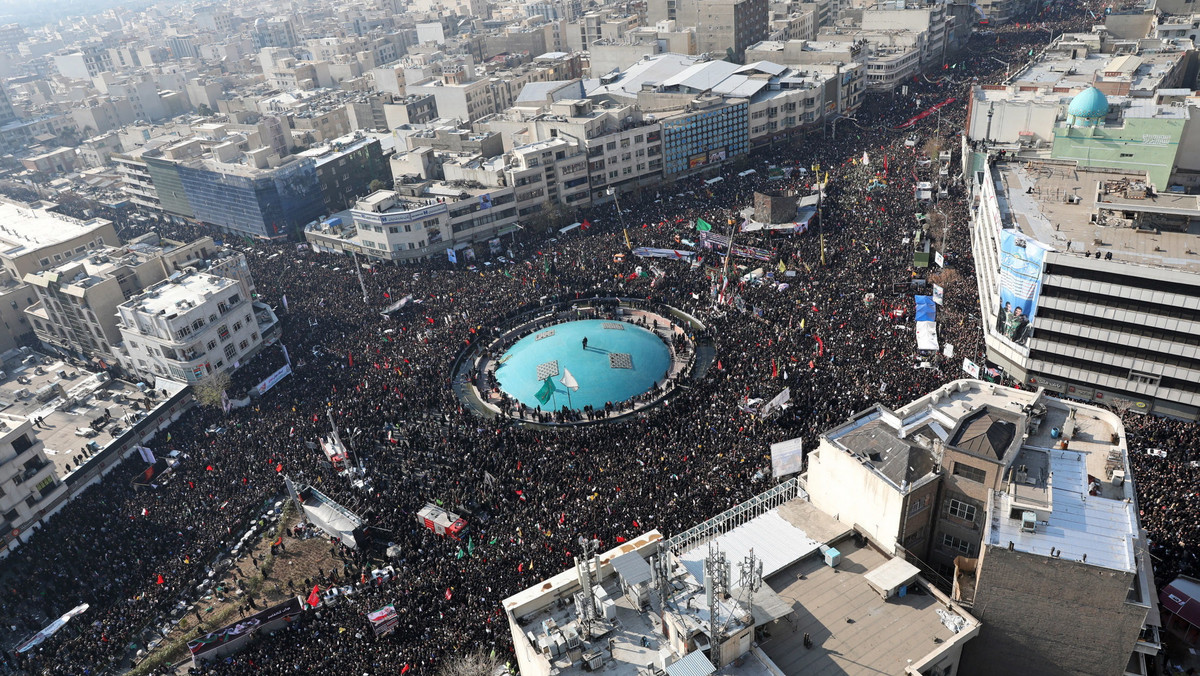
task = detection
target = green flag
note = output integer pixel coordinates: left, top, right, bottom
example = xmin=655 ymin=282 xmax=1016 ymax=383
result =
xmin=535 ymin=378 xmax=554 ymax=405
xmin=456 ymin=547 xmax=464 ymax=559
xmin=696 ymin=218 xmax=713 ymax=232
xmin=467 ymin=536 xmax=475 ymax=556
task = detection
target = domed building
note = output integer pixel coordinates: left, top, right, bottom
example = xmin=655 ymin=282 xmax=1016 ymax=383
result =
xmin=1065 ymin=86 xmax=1109 ymax=127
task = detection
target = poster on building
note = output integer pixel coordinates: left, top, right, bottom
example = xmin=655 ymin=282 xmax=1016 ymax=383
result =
xmin=446 ymin=248 xmax=457 ymax=264
xmin=995 ymin=229 xmax=1051 ymax=346
xmin=709 ymin=149 xmax=726 ymax=163
xmin=689 ymin=153 xmax=708 ymax=168
xmin=479 ymin=194 xmax=492 ymax=209
xmin=488 ymin=238 xmax=502 ymax=255
xmin=427 ymin=228 xmax=443 ymax=245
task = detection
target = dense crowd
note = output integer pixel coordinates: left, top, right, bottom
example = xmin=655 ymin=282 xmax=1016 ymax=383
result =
xmin=2 ymin=3 xmax=1174 ymax=674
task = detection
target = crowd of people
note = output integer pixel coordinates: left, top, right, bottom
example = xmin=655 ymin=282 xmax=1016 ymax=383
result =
xmin=2 ymin=2 xmax=1179 ymax=674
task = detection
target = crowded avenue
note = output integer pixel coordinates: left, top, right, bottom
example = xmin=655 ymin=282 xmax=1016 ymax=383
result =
xmin=4 ymin=1 xmax=1192 ymax=674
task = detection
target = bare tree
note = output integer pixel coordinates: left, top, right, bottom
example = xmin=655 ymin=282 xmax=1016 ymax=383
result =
xmin=193 ymin=369 xmax=232 ymax=410
xmin=438 ymin=649 xmax=506 ymax=676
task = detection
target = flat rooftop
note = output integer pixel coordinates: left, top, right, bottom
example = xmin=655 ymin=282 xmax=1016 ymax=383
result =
xmin=762 ymin=540 xmax=970 ymax=676
xmin=991 ymin=161 xmax=1200 ymax=273
xmin=988 ymin=396 xmax=1137 ymax=573
xmin=0 ymin=355 xmax=146 ymax=478
xmin=0 ymin=201 xmax=111 ymax=258
xmin=126 ymin=273 xmax=237 ymax=316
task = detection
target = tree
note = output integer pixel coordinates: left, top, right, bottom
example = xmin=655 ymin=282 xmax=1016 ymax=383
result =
xmin=193 ymin=369 xmax=232 ymax=410
xmin=197 ymin=104 xmax=213 ymax=117
xmin=369 ymin=179 xmax=389 ymax=193
xmin=437 ymin=649 xmax=505 ymax=676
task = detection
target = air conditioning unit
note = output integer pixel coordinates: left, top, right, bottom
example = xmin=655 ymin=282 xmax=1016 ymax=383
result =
xmin=1020 ymin=511 xmax=1037 ymax=533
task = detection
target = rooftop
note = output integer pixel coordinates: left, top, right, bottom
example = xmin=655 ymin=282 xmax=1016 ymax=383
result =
xmin=762 ymin=540 xmax=972 ymax=676
xmin=122 ymin=272 xmax=237 ymax=317
xmin=0 ymin=354 xmax=147 ymax=479
xmin=0 ymin=201 xmax=112 ymax=259
xmin=990 ymin=161 xmax=1200 ymax=273
xmin=504 ymin=491 xmax=978 ymax=676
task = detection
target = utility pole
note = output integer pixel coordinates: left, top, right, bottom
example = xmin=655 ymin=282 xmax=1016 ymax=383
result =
xmin=607 ymin=187 xmax=630 ymax=250
xmin=351 ymin=250 xmax=369 ymax=303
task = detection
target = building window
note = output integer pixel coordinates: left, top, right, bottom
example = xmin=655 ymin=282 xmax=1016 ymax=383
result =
xmin=175 ymin=326 xmax=192 ymax=340
xmin=908 ymin=496 xmax=928 ymax=516
xmin=947 ymin=499 xmax=977 ymax=523
xmin=232 ymin=321 xmax=242 ymax=332
xmin=239 ymin=339 xmax=249 ymax=349
xmin=941 ymin=533 xmax=971 ymax=555
xmin=224 ymin=343 xmax=237 ymax=359
xmin=192 ymin=318 xmax=205 ymax=330
xmin=207 ymin=339 xmax=218 ymax=350
xmin=953 ymin=462 xmax=987 ymax=484
xmin=218 ymin=325 xmax=230 ymax=341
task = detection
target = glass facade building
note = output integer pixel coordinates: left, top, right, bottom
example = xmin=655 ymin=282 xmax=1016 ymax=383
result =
xmin=661 ymin=101 xmax=749 ymax=176
xmin=146 ymin=156 xmax=324 ymax=238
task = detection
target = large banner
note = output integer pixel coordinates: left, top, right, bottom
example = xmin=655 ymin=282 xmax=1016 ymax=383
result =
xmin=188 ymin=598 xmax=303 ymax=661
xmin=770 ymin=437 xmax=804 ymax=478
xmin=632 ymin=247 xmax=695 ymax=260
xmin=996 ymin=230 xmax=1051 ymax=346
xmin=698 ymin=233 xmax=773 ymax=262
xmin=254 ymin=363 xmax=292 ymax=396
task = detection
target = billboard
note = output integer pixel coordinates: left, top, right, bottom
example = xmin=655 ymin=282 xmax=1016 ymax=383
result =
xmin=995 ymin=230 xmax=1050 ymax=346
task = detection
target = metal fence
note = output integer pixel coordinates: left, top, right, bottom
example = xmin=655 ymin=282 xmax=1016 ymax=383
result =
xmin=663 ymin=477 xmax=807 ymax=555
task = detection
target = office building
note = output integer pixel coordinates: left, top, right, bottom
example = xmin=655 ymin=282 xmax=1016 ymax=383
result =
xmin=297 ymin=132 xmax=387 ymax=213
xmin=0 ymin=199 xmax=118 ymax=280
xmin=967 ymin=87 xmax=1200 ymax=421
xmin=144 ymin=146 xmax=324 ymax=240
xmin=806 ymin=379 xmax=1160 ymax=675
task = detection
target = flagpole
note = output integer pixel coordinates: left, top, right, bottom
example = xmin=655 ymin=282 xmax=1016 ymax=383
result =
xmin=718 ymin=216 xmax=736 ymax=307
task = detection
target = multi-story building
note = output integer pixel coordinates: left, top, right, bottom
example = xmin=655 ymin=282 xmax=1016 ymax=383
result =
xmin=806 ymin=379 xmax=1161 ymax=676
xmin=144 ymin=142 xmax=324 ymax=239
xmin=116 ymin=269 xmax=261 ymax=384
xmin=0 ymin=199 xmax=118 ymax=280
xmin=51 ymin=43 xmax=113 ymax=80
xmin=23 ymin=237 xmax=233 ymax=365
xmin=505 ymin=483 xmax=981 ymax=676
xmin=0 ymin=414 xmax=64 ymax=551
xmin=252 ymin=17 xmax=299 ymax=49
xmin=407 ymin=75 xmax=513 ymax=124
xmin=658 ymin=96 xmax=749 ymax=177
xmin=968 ymin=148 xmax=1200 ymax=420
xmin=648 ymin=0 xmax=768 ymax=60
xmin=298 ymin=132 xmax=387 ymax=213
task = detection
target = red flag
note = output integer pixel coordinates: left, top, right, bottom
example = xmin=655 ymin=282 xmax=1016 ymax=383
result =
xmin=444 ymin=588 xmax=453 ymax=600
xmin=307 ymin=584 xmax=321 ymax=607
xmin=156 ymin=574 xmax=164 ymax=585
xmin=383 ymin=292 xmax=390 ymax=298
xmin=273 ymin=536 xmax=283 ymax=546
xmin=814 ymin=335 xmax=825 ymax=357
xmin=348 ymin=352 xmax=353 ymax=366
xmin=772 ymin=359 xmax=778 ymax=378
xmin=275 ymin=463 xmax=283 ymax=473
xmin=206 ymin=465 xmax=213 ymax=471
xmin=581 ymin=219 xmax=591 ymax=230
xmin=616 ymin=536 xmax=627 ymax=543
xmin=632 ymin=519 xmax=640 ymax=528
xmin=401 ymin=665 xmax=411 ymax=675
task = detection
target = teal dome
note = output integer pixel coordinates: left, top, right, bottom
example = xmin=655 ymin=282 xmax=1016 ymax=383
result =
xmin=1067 ymin=87 xmax=1109 ymax=121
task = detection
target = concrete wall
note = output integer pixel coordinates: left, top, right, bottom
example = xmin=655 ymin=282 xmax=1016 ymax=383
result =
xmin=807 ymin=439 xmax=903 ymax=552
xmin=963 ymin=543 xmax=1148 ymax=676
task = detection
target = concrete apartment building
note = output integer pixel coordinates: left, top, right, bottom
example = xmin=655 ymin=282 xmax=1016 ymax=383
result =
xmin=0 ymin=200 xmax=118 ymax=281
xmin=806 ymin=379 xmax=1160 ymax=675
xmin=0 ymin=413 xmax=64 ymax=548
xmin=116 ymin=269 xmax=261 ymax=384
xmin=23 ymin=236 xmax=238 ymax=368
xmin=647 ymin=0 xmax=769 ymax=61
xmin=407 ymin=74 xmax=514 ymax=124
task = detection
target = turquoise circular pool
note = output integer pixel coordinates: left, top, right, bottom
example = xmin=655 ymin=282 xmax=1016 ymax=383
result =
xmin=494 ymin=319 xmax=672 ymax=411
